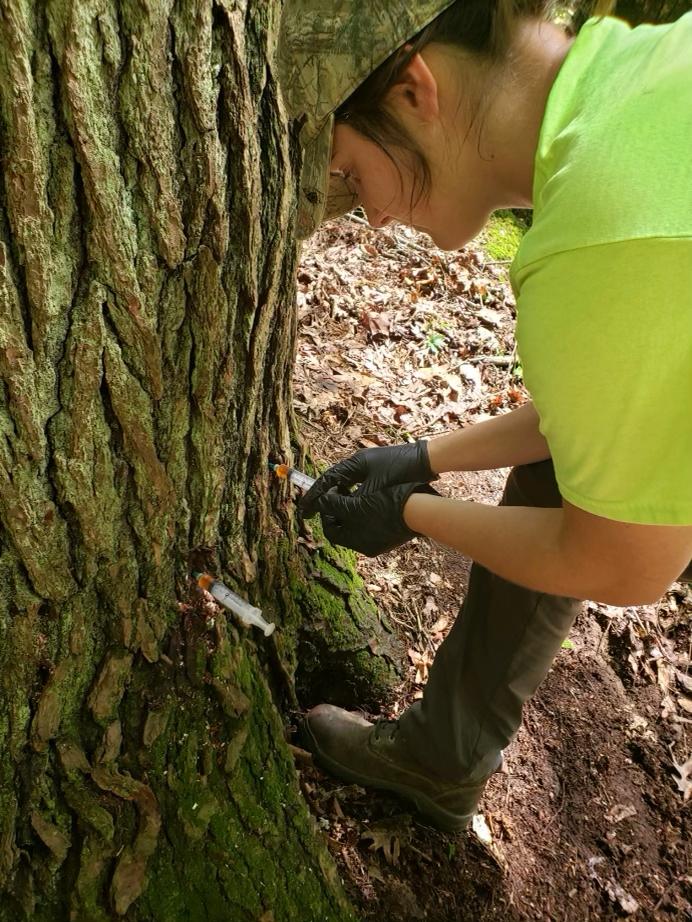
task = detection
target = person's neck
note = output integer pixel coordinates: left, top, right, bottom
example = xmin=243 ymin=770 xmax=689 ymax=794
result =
xmin=481 ymin=20 xmax=575 ymax=208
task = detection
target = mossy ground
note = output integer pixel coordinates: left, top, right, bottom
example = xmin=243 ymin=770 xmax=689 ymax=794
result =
xmin=482 ymin=209 xmax=531 ymax=262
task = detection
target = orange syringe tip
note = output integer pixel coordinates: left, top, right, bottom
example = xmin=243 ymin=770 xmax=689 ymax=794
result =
xmin=274 ymin=464 xmax=290 ymax=479
xmin=195 ymin=572 xmax=214 ymax=591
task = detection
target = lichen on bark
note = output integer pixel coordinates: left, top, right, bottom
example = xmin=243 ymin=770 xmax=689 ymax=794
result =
xmin=0 ymin=1 xmax=394 ymax=919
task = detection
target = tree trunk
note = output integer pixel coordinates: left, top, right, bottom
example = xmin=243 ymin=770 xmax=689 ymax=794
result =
xmin=0 ymin=2 xmax=397 ymax=919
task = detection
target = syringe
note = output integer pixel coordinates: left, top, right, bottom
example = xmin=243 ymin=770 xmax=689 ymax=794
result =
xmin=269 ymin=462 xmax=315 ymax=492
xmin=194 ymin=572 xmax=275 ymax=637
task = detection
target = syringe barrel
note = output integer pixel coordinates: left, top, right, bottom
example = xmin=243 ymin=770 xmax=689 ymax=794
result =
xmin=243 ymin=611 xmax=276 ymax=636
xmin=289 ymin=469 xmax=316 ymax=491
xmin=208 ymin=582 xmax=275 ymax=636
xmin=210 ymin=582 xmax=259 ymax=616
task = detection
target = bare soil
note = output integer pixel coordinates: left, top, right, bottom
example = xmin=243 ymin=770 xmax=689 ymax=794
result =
xmin=291 ymin=215 xmax=692 ymax=922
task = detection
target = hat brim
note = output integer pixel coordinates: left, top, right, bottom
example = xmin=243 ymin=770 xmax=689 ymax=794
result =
xmin=297 ymin=115 xmax=361 ymax=239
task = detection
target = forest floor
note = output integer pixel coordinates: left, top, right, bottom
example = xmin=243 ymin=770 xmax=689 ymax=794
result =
xmin=291 ymin=213 xmax=691 ymax=922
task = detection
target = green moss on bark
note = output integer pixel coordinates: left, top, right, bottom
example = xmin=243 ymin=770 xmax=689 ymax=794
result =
xmin=0 ymin=0 xmax=380 ymax=918
xmin=279 ymin=522 xmax=402 ymax=712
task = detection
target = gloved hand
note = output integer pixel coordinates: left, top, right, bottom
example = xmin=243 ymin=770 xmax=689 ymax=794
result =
xmin=300 ymin=440 xmax=436 ymax=518
xmin=312 ymin=481 xmax=439 ymax=557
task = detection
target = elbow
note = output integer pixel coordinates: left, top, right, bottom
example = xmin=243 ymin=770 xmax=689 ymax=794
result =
xmin=560 ymin=510 xmax=688 ymax=607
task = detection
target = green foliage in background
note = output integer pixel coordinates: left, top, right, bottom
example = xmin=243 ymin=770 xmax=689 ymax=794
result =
xmin=483 ymin=210 xmax=531 ymax=263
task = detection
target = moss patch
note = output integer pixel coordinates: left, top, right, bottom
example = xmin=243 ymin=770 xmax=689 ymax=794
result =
xmin=290 ymin=542 xmax=402 ymax=711
xmin=482 ymin=209 xmax=530 ymax=262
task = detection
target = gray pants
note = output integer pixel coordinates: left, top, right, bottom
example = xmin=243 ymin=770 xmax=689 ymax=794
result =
xmin=398 ymin=460 xmax=691 ymax=781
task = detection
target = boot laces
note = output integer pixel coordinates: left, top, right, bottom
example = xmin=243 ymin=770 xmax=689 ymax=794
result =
xmin=372 ymin=717 xmax=400 ymax=743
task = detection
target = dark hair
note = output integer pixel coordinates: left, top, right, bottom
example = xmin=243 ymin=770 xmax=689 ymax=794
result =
xmin=335 ymin=0 xmax=617 ymax=209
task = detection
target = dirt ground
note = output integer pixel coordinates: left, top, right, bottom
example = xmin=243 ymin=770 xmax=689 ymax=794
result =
xmin=291 ymin=215 xmax=691 ymax=922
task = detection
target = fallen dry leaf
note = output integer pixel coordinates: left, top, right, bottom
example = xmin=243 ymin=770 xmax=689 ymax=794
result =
xmin=422 ymin=596 xmax=438 ymax=617
xmin=604 ymin=880 xmax=639 ymax=915
xmin=589 ymin=857 xmax=640 ymax=916
xmin=361 ymin=818 xmax=412 ymax=866
xmin=605 ymin=804 xmax=637 ymax=824
xmin=362 ymin=828 xmax=400 ymax=865
xmin=416 ymin=364 xmax=446 ymax=381
xmin=656 ymin=660 xmax=673 ymax=695
xmin=675 ymin=669 xmax=692 ymax=694
xmin=367 ymin=863 xmax=386 ymax=883
xmin=407 ymin=647 xmax=433 ymax=685
xmin=477 ymin=307 xmax=503 ymax=328
xmin=329 ymin=795 xmax=345 ymax=820
xmin=457 ymin=362 xmax=482 ymax=394
xmin=678 ymin=697 xmax=692 ymax=715
xmin=671 ymin=752 xmax=692 ymax=800
xmin=430 ymin=615 xmax=450 ymax=635
xmin=472 ymin=813 xmax=493 ymax=846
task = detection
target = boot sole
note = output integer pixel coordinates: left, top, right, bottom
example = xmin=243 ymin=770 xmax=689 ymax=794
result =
xmin=301 ymin=718 xmax=478 ymax=834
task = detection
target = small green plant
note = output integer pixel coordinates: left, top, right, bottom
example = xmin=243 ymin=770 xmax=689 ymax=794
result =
xmin=424 ymin=329 xmax=447 ymax=354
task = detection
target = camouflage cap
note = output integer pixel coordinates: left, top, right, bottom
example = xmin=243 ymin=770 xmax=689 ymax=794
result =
xmin=276 ymin=0 xmax=457 ymax=238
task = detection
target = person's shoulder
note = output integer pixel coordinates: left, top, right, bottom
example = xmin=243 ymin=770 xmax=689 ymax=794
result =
xmin=512 ymin=234 xmax=692 ymax=303
xmin=517 ymin=13 xmax=692 ymax=272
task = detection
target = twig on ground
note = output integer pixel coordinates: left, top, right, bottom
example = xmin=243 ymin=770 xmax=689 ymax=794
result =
xmin=545 ymin=782 xmax=567 ymax=830
xmin=596 ymin=618 xmax=613 ymax=658
xmin=468 ymin=355 xmax=514 ymax=366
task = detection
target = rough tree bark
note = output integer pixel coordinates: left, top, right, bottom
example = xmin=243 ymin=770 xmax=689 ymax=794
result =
xmin=0 ymin=1 xmax=399 ymax=919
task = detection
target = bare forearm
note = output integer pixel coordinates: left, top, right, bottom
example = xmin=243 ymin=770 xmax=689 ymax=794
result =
xmin=404 ymin=493 xmax=579 ymax=596
xmin=426 ymin=402 xmax=550 ymax=474
xmin=403 ymin=493 xmax=661 ymax=605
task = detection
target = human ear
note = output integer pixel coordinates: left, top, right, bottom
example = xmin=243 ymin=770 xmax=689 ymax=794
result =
xmin=386 ymin=50 xmax=440 ymax=123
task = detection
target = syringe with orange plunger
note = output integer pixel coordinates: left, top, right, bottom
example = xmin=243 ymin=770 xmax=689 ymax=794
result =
xmin=268 ymin=462 xmax=315 ymax=492
xmin=193 ymin=572 xmax=275 ymax=637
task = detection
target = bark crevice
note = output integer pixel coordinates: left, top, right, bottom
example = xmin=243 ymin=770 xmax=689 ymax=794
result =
xmin=0 ymin=2 xmax=388 ymax=919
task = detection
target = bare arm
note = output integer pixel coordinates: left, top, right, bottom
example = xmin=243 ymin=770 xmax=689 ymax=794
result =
xmin=426 ymin=401 xmax=550 ymax=474
xmin=404 ymin=493 xmax=692 ymax=606
xmin=412 ymin=403 xmax=691 ymax=605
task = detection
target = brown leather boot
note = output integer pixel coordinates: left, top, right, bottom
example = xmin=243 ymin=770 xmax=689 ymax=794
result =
xmin=301 ymin=704 xmax=501 ymax=832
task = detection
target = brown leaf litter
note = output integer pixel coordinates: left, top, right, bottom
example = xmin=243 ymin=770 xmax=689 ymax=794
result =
xmin=292 ymin=213 xmax=692 ymax=921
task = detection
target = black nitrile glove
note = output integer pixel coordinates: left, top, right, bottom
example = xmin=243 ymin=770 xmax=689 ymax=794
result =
xmin=314 ymin=481 xmax=439 ymax=557
xmin=300 ymin=440 xmax=436 ymax=519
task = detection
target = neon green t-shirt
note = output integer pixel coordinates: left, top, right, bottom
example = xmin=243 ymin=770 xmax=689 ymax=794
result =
xmin=511 ymin=12 xmax=692 ymax=526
